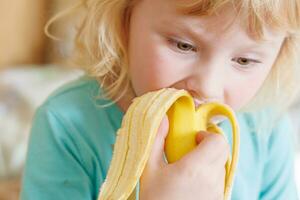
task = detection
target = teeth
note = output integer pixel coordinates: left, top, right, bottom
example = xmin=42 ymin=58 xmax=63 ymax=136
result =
xmin=193 ymin=99 xmax=227 ymax=124
xmin=193 ymin=98 xmax=227 ymax=124
xmin=193 ymin=98 xmax=204 ymax=107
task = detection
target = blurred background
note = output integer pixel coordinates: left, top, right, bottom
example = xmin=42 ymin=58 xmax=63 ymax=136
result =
xmin=0 ymin=0 xmax=299 ymax=199
xmin=0 ymin=0 xmax=84 ymax=199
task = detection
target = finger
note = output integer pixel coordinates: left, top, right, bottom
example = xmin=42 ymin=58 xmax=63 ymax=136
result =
xmin=181 ymin=132 xmax=230 ymax=168
xmin=195 ymin=131 xmax=211 ymax=144
xmin=212 ymin=167 xmax=227 ymax=199
xmin=220 ymin=167 xmax=227 ymax=195
xmin=198 ymin=133 xmax=230 ymax=165
xmin=147 ymin=115 xmax=169 ymax=169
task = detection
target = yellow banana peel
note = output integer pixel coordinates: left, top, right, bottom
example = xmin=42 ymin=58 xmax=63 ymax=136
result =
xmin=98 ymin=88 xmax=240 ymax=200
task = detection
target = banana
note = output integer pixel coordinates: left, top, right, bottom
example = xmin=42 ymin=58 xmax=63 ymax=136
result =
xmin=98 ymin=88 xmax=240 ymax=200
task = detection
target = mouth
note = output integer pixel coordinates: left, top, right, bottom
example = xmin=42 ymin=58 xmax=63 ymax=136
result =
xmin=193 ymin=98 xmax=227 ymax=124
xmin=193 ymin=98 xmax=206 ymax=109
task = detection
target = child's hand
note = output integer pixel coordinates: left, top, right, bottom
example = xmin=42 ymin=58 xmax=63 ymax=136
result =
xmin=139 ymin=116 xmax=230 ymax=200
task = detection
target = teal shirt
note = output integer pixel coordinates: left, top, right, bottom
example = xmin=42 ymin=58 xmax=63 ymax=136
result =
xmin=20 ymin=76 xmax=299 ymax=199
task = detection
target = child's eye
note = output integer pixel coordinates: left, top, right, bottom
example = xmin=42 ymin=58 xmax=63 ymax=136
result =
xmin=177 ymin=42 xmax=195 ymax=51
xmin=232 ymin=57 xmax=261 ymax=67
xmin=168 ymin=38 xmax=197 ymax=52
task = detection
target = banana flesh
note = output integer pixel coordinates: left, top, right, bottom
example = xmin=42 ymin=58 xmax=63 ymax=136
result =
xmin=98 ymin=88 xmax=240 ymax=200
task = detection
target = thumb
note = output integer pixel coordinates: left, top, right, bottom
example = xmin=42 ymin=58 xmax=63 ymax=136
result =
xmin=195 ymin=131 xmax=210 ymax=144
xmin=180 ymin=131 xmax=229 ymax=168
xmin=147 ymin=115 xmax=169 ymax=169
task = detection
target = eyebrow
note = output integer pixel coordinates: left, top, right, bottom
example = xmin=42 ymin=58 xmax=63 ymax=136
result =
xmin=159 ymin=19 xmax=280 ymax=55
xmin=160 ymin=19 xmax=206 ymax=43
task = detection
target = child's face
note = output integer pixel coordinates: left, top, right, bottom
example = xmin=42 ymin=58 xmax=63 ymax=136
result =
xmin=126 ymin=0 xmax=286 ymax=111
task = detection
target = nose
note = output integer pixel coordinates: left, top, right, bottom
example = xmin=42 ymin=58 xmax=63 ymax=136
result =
xmin=186 ymin=62 xmax=225 ymax=102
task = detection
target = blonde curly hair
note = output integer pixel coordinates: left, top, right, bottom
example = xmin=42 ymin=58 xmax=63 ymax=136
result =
xmin=46 ymin=0 xmax=300 ymax=117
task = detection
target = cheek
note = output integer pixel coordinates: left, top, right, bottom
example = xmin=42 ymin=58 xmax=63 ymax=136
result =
xmin=128 ymin=41 xmax=186 ymax=96
xmin=228 ymin=69 xmax=272 ymax=110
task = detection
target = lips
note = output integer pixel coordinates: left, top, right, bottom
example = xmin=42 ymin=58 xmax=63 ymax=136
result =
xmin=193 ymin=98 xmax=227 ymax=124
xmin=193 ymin=98 xmax=206 ymax=109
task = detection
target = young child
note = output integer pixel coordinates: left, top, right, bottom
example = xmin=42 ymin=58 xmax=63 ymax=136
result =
xmin=21 ymin=0 xmax=300 ymax=199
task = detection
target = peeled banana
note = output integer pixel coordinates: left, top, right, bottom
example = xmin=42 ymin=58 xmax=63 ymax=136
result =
xmin=98 ymin=88 xmax=240 ymax=200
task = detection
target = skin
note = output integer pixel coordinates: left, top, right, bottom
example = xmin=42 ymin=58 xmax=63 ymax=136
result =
xmin=117 ymin=0 xmax=286 ymax=112
xmin=115 ymin=0 xmax=286 ymax=199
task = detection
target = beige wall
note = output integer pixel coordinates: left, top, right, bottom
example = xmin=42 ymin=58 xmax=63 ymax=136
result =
xmin=0 ymin=0 xmax=79 ymax=68
xmin=0 ymin=0 xmax=47 ymax=68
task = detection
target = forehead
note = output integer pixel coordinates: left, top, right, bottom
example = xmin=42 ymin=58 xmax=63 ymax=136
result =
xmin=133 ymin=0 xmax=286 ymax=44
xmin=134 ymin=0 xmax=234 ymax=31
